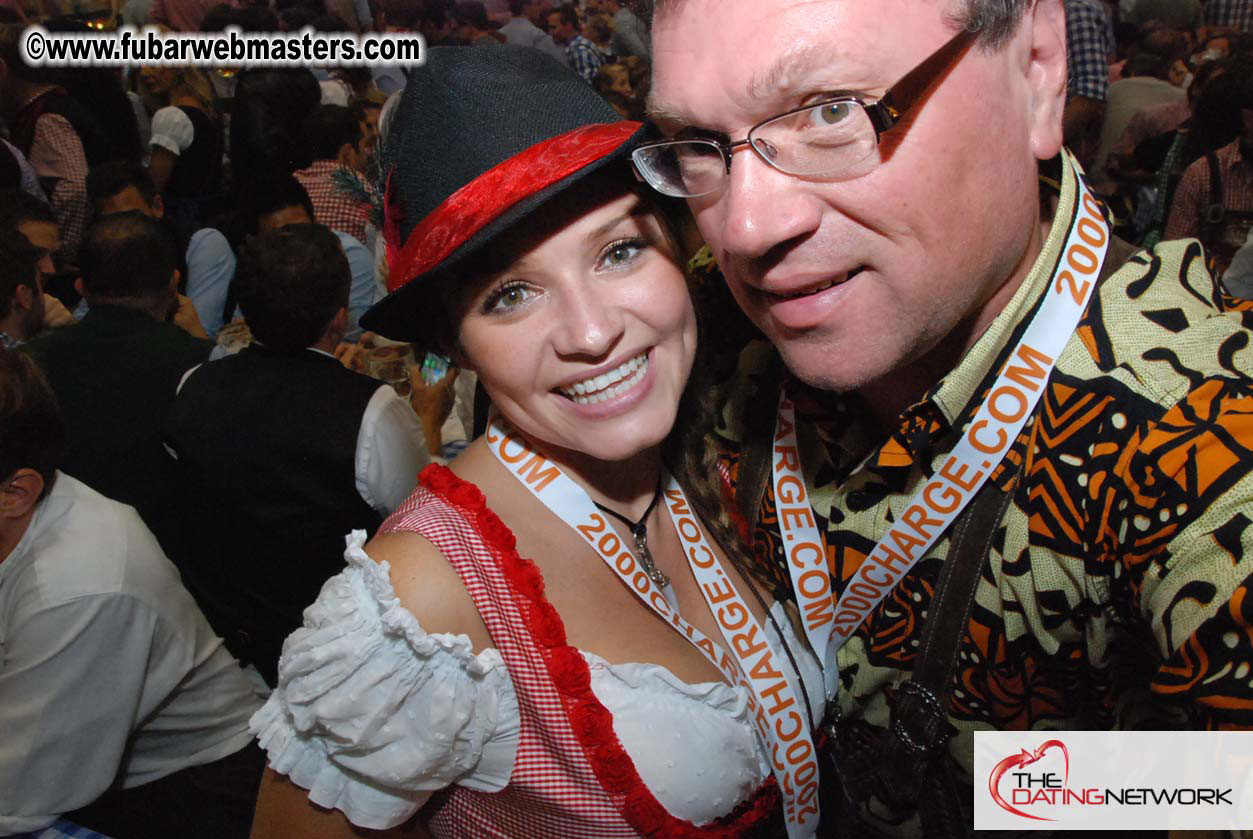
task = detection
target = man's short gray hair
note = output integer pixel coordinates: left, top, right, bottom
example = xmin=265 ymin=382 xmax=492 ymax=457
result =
xmin=957 ymin=0 xmax=1033 ymax=49
xmin=650 ymin=0 xmax=1032 ymax=51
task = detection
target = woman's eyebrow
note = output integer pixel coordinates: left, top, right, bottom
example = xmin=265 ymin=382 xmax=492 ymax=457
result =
xmin=584 ymin=198 xmax=647 ymax=246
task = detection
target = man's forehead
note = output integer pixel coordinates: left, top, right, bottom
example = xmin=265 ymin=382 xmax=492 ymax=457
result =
xmin=101 ymin=186 xmax=153 ymax=214
xmin=650 ymin=0 xmax=897 ymax=131
xmin=17 ymin=219 xmax=59 ymax=249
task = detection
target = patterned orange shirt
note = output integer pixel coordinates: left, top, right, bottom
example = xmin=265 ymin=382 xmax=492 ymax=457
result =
xmin=712 ymin=157 xmax=1253 ymax=833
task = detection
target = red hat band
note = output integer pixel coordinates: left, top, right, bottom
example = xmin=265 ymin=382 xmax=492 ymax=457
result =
xmin=385 ymin=121 xmax=643 ymax=294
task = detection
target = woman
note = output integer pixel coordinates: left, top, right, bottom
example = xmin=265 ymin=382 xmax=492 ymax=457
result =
xmin=250 ymin=47 xmax=825 ymax=839
xmin=139 ymin=66 xmax=223 ymax=229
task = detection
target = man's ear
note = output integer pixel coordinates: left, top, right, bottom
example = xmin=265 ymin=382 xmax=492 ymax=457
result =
xmin=73 ymin=276 xmax=85 ymax=298
xmin=331 ymin=306 xmax=349 ymax=335
xmin=336 ymin=142 xmax=356 ymax=168
xmin=152 ymin=193 xmax=165 ymax=220
xmin=169 ymin=268 xmax=182 ymax=294
xmin=0 ymin=468 xmax=45 ymax=521
xmin=13 ymin=283 xmax=36 ymax=312
xmin=1020 ymin=0 xmax=1068 ymax=161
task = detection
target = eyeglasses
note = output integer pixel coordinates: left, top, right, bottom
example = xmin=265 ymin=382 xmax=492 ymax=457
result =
xmin=631 ymin=27 xmax=977 ymax=198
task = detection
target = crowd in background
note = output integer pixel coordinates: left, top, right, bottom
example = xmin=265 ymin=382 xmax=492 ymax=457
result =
xmin=1061 ymin=0 xmax=1253 ymax=287
xmin=0 ymin=1 xmax=655 ymax=836
xmin=2 ymin=0 xmax=1253 ymax=835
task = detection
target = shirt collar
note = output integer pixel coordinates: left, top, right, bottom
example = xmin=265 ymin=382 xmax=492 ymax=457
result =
xmin=1229 ymin=138 xmax=1248 ymax=169
xmin=928 ymin=152 xmax=1082 ymax=427
xmin=18 ymin=84 xmax=62 ymax=113
xmin=299 ymin=159 xmax=343 ymax=177
xmin=1 ymin=471 xmax=70 ymax=572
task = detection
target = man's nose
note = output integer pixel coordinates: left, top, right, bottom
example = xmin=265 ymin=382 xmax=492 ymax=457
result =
xmin=717 ymin=148 xmax=822 ymax=261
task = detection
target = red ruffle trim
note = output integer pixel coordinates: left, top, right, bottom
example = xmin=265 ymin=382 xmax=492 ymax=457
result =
xmin=418 ymin=464 xmax=781 ymax=839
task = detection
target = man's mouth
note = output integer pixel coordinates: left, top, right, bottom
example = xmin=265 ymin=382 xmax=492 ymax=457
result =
xmin=558 ymin=353 xmax=649 ymax=405
xmin=769 ymin=267 xmax=865 ymax=299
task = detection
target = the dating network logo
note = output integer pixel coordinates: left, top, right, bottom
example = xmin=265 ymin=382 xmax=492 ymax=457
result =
xmin=988 ymin=740 xmax=1072 ymax=821
xmin=975 ymin=731 xmax=1246 ymax=831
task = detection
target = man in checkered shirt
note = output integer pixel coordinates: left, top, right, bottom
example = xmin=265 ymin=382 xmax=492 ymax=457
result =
xmin=547 ymin=3 xmax=609 ymax=84
xmin=1207 ymin=0 xmax=1253 ymax=31
xmin=292 ymin=104 xmax=377 ymax=249
xmin=1063 ymin=0 xmax=1112 ymax=167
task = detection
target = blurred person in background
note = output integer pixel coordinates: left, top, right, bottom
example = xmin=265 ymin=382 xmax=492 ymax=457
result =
xmin=0 ymin=24 xmax=113 ymax=263
xmin=548 ymin=2 xmax=607 ymax=83
xmin=138 ymin=65 xmax=223 ymax=230
xmin=164 ymin=223 xmax=426 ymax=688
xmin=88 ymin=161 xmax=236 ymax=339
xmin=22 ymin=212 xmax=213 ymax=572
xmin=0 ymin=348 xmax=262 ymax=839
xmin=499 ymin=0 xmax=565 ymax=61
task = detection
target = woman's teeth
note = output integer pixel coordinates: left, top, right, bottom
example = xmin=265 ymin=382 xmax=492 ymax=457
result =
xmin=560 ymin=353 xmax=648 ymax=404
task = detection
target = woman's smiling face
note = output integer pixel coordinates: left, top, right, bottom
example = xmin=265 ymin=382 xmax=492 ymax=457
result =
xmin=456 ymin=184 xmax=696 ymax=463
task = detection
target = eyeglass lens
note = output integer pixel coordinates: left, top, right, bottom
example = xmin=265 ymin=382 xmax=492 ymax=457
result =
xmin=634 ymin=99 xmax=879 ymax=198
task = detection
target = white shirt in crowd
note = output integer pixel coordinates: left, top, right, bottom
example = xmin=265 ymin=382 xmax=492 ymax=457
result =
xmin=0 ymin=474 xmax=260 ymax=835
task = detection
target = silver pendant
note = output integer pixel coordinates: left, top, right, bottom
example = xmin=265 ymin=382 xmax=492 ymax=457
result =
xmin=632 ymin=524 xmax=671 ymax=588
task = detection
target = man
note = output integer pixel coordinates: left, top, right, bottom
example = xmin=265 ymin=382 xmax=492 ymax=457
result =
xmin=595 ymin=0 xmax=650 ymax=61
xmin=241 ymin=174 xmax=380 ymax=342
xmin=452 ymin=0 xmax=503 ymax=44
xmin=87 ymin=161 xmax=236 ymax=338
xmin=499 ymin=0 xmax=566 ymax=62
xmin=645 ymin=0 xmax=1253 ymax=833
xmin=148 ymin=0 xmax=227 ymax=30
xmin=1093 ymin=50 xmax=1186 ymax=183
xmin=293 ymin=104 xmax=378 ymax=248
xmin=1165 ymin=78 xmax=1253 ymax=274
xmin=1063 ymin=0 xmax=1113 ymax=168
xmin=548 ymin=3 xmax=607 ymax=83
xmin=419 ymin=0 xmax=458 ymax=44
xmin=1207 ymin=0 xmax=1253 ymax=31
xmin=164 ymin=224 xmax=427 ymax=686
xmin=0 ymin=348 xmax=262 ymax=838
xmin=0 ymin=24 xmax=110 ymax=264
xmin=374 ymin=0 xmax=422 ymax=94
xmin=0 ymin=194 xmax=74 ymax=341
xmin=1126 ymin=0 xmax=1203 ymax=28
xmin=22 ymin=213 xmax=213 ymax=572
xmin=0 ymin=228 xmax=44 ymax=349
xmin=0 ymin=188 xmax=59 ymax=280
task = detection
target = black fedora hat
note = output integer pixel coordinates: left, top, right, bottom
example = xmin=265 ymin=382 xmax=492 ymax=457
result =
xmin=360 ymin=45 xmax=648 ymax=343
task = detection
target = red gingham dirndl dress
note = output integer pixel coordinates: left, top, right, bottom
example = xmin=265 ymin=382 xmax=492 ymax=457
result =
xmin=378 ymin=465 xmax=780 ymax=839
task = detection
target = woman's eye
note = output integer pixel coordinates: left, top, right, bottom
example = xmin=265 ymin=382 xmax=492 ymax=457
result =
xmin=483 ymin=282 xmax=535 ymax=313
xmin=600 ymin=238 xmax=646 ymax=269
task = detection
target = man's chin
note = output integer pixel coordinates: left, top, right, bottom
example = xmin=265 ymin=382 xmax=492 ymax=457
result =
xmin=776 ymin=344 xmax=875 ymax=394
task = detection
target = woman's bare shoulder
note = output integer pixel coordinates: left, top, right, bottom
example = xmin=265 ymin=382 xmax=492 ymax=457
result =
xmin=364 ymin=529 xmax=493 ymax=653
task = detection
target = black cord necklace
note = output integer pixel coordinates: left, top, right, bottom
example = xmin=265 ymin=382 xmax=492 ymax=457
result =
xmin=592 ymin=479 xmax=670 ymax=589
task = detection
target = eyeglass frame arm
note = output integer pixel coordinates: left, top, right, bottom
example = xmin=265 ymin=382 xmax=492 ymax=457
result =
xmin=633 ymin=24 xmax=977 ymax=179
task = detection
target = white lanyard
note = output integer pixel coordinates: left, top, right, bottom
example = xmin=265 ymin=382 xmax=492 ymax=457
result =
xmin=772 ymin=158 xmax=1110 ymax=659
xmin=771 ymin=400 xmax=840 ymax=702
xmin=486 ymin=419 xmax=820 ymax=838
